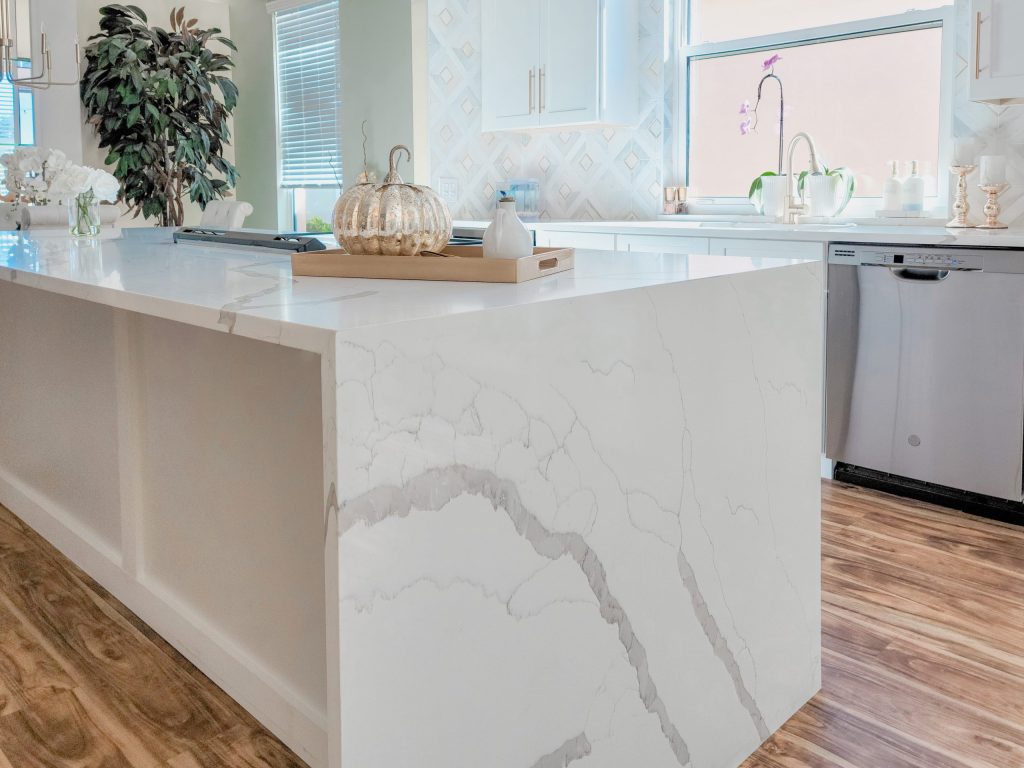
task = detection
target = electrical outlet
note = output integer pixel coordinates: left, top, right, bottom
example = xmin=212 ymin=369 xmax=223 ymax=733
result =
xmin=439 ymin=177 xmax=459 ymax=207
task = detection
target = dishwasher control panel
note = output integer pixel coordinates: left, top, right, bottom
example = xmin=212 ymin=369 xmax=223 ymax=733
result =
xmin=830 ymin=244 xmax=985 ymax=271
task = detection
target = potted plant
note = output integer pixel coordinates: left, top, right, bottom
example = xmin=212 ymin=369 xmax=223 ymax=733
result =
xmin=80 ymin=5 xmax=239 ymax=227
xmin=0 ymin=147 xmax=121 ymax=234
xmin=741 ymin=54 xmax=855 ymax=218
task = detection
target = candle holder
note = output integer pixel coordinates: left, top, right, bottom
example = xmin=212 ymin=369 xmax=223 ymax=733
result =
xmin=978 ymin=183 xmax=1010 ymax=230
xmin=947 ymin=164 xmax=976 ymax=228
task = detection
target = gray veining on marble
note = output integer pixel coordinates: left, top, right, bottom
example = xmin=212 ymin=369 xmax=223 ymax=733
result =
xmin=341 ymin=464 xmax=693 ymax=765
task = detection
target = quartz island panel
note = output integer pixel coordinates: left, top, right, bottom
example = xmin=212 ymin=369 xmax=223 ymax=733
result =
xmin=0 ymin=232 xmax=823 ymax=768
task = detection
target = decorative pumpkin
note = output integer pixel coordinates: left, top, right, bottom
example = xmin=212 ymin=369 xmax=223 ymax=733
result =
xmin=332 ymin=145 xmax=452 ymax=256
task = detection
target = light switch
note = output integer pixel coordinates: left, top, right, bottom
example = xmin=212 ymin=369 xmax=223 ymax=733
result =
xmin=439 ymin=177 xmax=459 ymax=207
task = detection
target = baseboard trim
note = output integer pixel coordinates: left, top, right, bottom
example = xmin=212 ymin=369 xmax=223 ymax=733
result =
xmin=0 ymin=467 xmax=328 ymax=768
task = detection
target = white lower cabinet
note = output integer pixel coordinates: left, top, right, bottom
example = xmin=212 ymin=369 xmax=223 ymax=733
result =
xmin=535 ymin=229 xmax=617 ymax=251
xmin=709 ymin=238 xmax=825 ymax=260
xmin=533 ymin=230 xmax=826 ymax=261
xmin=617 ymin=234 xmax=710 ymax=255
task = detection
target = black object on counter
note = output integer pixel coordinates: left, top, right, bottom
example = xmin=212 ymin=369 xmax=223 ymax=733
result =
xmin=173 ymin=228 xmax=327 ymax=252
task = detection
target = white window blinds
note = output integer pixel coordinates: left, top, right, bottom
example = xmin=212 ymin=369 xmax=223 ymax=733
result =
xmin=274 ymin=0 xmax=342 ymax=188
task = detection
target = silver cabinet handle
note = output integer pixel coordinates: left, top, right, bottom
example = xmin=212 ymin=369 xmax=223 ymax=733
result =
xmin=975 ymin=11 xmax=983 ymax=79
xmin=539 ymin=67 xmax=545 ymax=113
xmin=529 ymin=68 xmax=535 ymax=113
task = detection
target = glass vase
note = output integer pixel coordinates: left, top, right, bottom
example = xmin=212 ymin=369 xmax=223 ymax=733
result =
xmin=68 ymin=192 xmax=100 ymax=237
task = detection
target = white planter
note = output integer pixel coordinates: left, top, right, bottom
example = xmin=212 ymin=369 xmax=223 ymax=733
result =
xmin=760 ymin=176 xmax=790 ymax=220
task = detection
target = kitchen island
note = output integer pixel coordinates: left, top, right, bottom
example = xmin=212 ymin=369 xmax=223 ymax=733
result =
xmin=0 ymin=232 xmax=822 ymax=768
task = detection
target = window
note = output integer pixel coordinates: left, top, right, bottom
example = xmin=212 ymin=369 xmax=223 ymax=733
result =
xmin=0 ymin=60 xmax=37 ymax=150
xmin=272 ymin=0 xmax=342 ymax=231
xmin=682 ymin=2 xmax=953 ymax=209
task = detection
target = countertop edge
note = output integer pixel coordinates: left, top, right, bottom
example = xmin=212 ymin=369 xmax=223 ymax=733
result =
xmin=0 ymin=264 xmax=336 ymax=355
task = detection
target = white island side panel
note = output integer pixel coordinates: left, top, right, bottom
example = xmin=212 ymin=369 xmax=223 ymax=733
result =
xmin=331 ymin=262 xmax=823 ymax=768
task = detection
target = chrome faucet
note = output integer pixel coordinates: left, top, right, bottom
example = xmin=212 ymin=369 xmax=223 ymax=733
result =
xmin=784 ymin=132 xmax=822 ymax=224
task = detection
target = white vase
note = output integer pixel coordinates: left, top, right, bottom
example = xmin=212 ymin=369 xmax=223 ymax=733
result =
xmin=483 ymin=200 xmax=532 ymax=260
xmin=760 ymin=176 xmax=790 ymax=220
xmin=806 ymin=174 xmax=854 ymax=218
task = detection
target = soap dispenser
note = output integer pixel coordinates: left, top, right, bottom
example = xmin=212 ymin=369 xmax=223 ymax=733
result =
xmin=483 ymin=191 xmax=533 ymax=260
xmin=882 ymin=161 xmax=903 ymax=212
xmin=902 ymin=161 xmax=924 ymax=213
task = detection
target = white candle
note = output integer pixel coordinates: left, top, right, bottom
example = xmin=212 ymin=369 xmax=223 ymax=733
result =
xmin=980 ymin=155 xmax=1007 ymax=186
xmin=953 ymin=140 xmax=976 ymax=165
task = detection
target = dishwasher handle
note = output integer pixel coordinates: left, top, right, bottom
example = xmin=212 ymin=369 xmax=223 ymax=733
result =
xmin=889 ymin=266 xmax=951 ymax=282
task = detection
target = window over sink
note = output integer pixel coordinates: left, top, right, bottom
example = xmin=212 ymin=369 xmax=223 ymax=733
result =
xmin=681 ymin=1 xmax=954 ymax=212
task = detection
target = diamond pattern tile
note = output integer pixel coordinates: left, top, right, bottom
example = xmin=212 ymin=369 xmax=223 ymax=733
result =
xmin=429 ymin=0 xmax=664 ymax=220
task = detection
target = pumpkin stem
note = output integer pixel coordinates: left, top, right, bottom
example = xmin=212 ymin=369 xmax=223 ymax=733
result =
xmin=384 ymin=145 xmax=412 ymax=184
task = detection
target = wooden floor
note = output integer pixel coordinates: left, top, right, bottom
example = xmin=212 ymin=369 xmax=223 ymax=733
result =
xmin=743 ymin=482 xmax=1024 ymax=768
xmin=0 ymin=482 xmax=1020 ymax=767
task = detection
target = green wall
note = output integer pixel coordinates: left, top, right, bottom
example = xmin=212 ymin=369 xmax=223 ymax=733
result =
xmin=339 ymin=0 xmax=427 ymax=186
xmin=229 ymin=0 xmax=279 ymax=228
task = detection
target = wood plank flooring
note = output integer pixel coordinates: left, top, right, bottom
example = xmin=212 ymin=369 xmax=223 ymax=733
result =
xmin=0 ymin=482 xmax=1021 ymax=767
xmin=743 ymin=482 xmax=1024 ymax=768
xmin=0 ymin=502 xmax=307 ymax=768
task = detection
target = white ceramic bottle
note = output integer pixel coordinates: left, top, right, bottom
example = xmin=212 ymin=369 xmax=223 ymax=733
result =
xmin=483 ymin=193 xmax=533 ymax=260
xmin=882 ymin=161 xmax=903 ymax=212
xmin=902 ymin=161 xmax=924 ymax=213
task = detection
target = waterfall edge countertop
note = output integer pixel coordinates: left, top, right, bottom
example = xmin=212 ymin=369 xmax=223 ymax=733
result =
xmin=0 ymin=231 xmax=813 ymax=352
xmin=0 ymin=230 xmax=823 ymax=768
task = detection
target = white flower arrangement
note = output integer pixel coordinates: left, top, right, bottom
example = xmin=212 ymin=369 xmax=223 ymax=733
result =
xmin=0 ymin=147 xmax=120 ymax=207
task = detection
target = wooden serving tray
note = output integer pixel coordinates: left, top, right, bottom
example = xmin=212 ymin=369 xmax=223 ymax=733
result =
xmin=291 ymin=245 xmax=574 ymax=283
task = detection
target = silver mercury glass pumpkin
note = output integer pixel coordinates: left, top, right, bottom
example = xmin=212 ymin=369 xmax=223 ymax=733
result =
xmin=332 ymin=145 xmax=452 ymax=256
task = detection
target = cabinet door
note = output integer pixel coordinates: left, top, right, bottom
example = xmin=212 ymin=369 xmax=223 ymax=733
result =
xmin=535 ymin=229 xmax=617 ymax=250
xmin=618 ymin=234 xmax=710 ymax=255
xmin=709 ymin=238 xmax=825 ymax=260
xmin=970 ymin=0 xmax=1024 ymax=104
xmin=538 ymin=0 xmax=600 ymax=126
xmin=481 ymin=0 xmax=541 ymax=130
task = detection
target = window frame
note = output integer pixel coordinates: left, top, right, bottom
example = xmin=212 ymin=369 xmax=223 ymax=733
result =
xmin=0 ymin=59 xmax=36 ymax=150
xmin=675 ymin=4 xmax=957 ymax=215
xmin=269 ymin=0 xmax=343 ymax=231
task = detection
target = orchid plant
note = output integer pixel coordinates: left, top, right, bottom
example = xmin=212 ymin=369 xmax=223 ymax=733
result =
xmin=1 ymin=147 xmax=121 ymax=235
xmin=739 ymin=54 xmax=782 ymax=138
xmin=0 ymin=148 xmax=120 ymax=208
xmin=740 ymin=54 xmax=854 ymax=214
xmin=740 ymin=54 xmax=787 ymax=210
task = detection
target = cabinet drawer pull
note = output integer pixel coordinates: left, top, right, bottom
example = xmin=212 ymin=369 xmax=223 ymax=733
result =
xmin=539 ymin=67 xmax=545 ymax=113
xmin=529 ymin=68 xmax=535 ymax=113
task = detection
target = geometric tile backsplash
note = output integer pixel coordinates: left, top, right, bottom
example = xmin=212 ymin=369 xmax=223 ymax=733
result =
xmin=430 ymin=0 xmax=1024 ymax=226
xmin=428 ymin=0 xmax=667 ymax=221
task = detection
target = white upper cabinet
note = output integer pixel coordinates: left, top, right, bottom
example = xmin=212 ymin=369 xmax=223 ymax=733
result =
xmin=481 ymin=0 xmax=542 ymax=130
xmin=481 ymin=0 xmax=638 ymax=131
xmin=971 ymin=0 xmax=1024 ymax=104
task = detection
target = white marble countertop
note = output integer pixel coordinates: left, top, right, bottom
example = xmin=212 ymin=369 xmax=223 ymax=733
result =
xmin=0 ymin=231 xmax=811 ymax=352
xmin=457 ymin=218 xmax=1024 ymax=247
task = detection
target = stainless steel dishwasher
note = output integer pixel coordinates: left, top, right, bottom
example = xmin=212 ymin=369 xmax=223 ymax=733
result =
xmin=826 ymin=242 xmax=1024 ymax=504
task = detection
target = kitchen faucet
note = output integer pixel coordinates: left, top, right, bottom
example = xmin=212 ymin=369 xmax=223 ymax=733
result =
xmin=784 ymin=132 xmax=822 ymax=224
